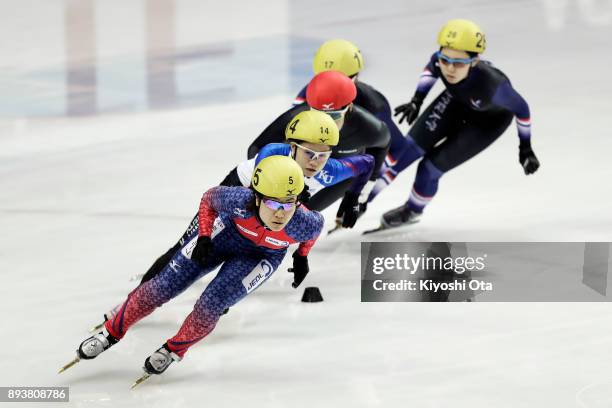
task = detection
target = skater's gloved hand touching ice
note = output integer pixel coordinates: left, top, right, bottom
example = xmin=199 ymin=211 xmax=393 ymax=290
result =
xmin=336 ymin=191 xmax=360 ymax=228
xmin=191 ymin=236 xmax=213 ymax=266
xmin=288 ymin=252 xmax=309 ymax=288
xmin=394 ymin=95 xmax=423 ymax=125
xmin=518 ymin=140 xmax=540 ymax=175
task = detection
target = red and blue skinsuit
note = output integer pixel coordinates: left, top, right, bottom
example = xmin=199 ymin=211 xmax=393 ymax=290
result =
xmin=105 ymin=186 xmax=323 ymax=358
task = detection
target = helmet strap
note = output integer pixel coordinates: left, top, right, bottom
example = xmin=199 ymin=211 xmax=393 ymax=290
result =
xmin=253 ymin=192 xmax=273 ymax=231
xmin=289 ymin=143 xmax=298 ymax=160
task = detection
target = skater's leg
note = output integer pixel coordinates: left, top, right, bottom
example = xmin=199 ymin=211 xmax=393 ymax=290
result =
xmin=404 ymin=159 xmax=444 ymax=212
xmin=369 ymin=91 xmax=459 ymax=202
xmin=140 ymin=242 xmax=180 ymax=284
xmin=375 ymin=100 xmax=413 ymax=172
xmin=405 ymin=111 xmax=514 ymax=213
xmin=105 ymin=250 xmax=221 ymax=339
xmin=62 ymin=249 xmax=217 ymax=373
xmin=98 ymin=215 xmax=199 ymax=326
xmin=69 ymin=219 xmax=226 ymax=368
xmin=379 ymin=161 xmax=440 ymax=228
xmin=165 ymin=254 xmax=284 ymax=358
xmin=139 ymin=212 xmax=200 ymax=285
xmin=380 ymin=112 xmax=513 ymax=227
xmin=134 ymin=252 xmax=285 ymax=379
xmin=369 ymin=133 xmax=424 ymax=201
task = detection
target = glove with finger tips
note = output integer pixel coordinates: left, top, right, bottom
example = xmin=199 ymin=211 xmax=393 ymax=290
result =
xmin=336 ymin=191 xmax=360 ymax=228
xmin=191 ymin=236 xmax=213 ymax=266
xmin=519 ymin=140 xmax=540 ymax=175
xmin=288 ymin=252 xmax=309 ymax=288
xmin=394 ymin=95 xmax=423 ymax=125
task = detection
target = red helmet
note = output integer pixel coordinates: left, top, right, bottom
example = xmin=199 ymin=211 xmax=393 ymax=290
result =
xmin=306 ymin=71 xmax=357 ymax=111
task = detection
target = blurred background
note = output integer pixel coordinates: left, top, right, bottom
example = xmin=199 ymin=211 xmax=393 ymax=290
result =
xmin=2 ymin=0 xmax=610 ymax=116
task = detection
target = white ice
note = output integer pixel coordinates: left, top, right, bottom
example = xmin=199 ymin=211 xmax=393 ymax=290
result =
xmin=1 ymin=1 xmax=612 ymax=407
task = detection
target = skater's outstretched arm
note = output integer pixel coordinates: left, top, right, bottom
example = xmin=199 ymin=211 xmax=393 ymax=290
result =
xmin=325 ymin=153 xmax=375 ymax=227
xmin=491 ymin=80 xmax=531 ymax=142
xmin=317 ymin=153 xmax=375 ymax=193
xmin=414 ymin=54 xmax=441 ymax=98
xmin=395 ymin=53 xmax=440 ymax=125
xmin=491 ymin=81 xmax=540 ymax=175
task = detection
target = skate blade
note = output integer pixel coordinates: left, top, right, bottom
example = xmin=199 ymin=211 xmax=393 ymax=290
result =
xmin=131 ymin=372 xmax=152 ymax=389
xmin=89 ymin=322 xmax=105 ymax=333
xmin=362 ymin=225 xmax=387 ymax=235
xmin=129 ymin=273 xmax=144 ymax=282
xmin=362 ymin=219 xmax=420 ymax=235
xmin=58 ymin=356 xmax=80 ymax=374
xmin=327 ymin=225 xmax=343 ymax=235
xmin=327 ymin=219 xmax=343 ymax=235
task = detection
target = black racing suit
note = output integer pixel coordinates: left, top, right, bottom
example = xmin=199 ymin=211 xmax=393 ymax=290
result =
xmin=369 ymin=53 xmax=532 ymax=213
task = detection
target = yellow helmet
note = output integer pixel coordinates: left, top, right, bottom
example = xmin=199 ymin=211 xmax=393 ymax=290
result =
xmin=312 ymin=39 xmax=364 ymax=77
xmin=437 ymin=19 xmax=486 ymax=53
xmin=285 ymin=110 xmax=340 ymax=146
xmin=251 ymin=156 xmax=305 ymax=198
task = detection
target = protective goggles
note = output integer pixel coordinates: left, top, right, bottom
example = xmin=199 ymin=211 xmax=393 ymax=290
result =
xmin=293 ymin=143 xmax=333 ymax=161
xmin=436 ymin=51 xmax=476 ymax=68
xmin=262 ymin=198 xmax=297 ymax=211
xmin=315 ymin=105 xmax=350 ymax=120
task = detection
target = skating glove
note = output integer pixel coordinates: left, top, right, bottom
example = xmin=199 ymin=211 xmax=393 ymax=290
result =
xmin=394 ymin=94 xmax=424 ymax=125
xmin=336 ymin=191 xmax=360 ymax=228
xmin=519 ymin=140 xmax=540 ymax=175
xmin=191 ymin=236 xmax=213 ymax=266
xmin=298 ymin=184 xmax=311 ymax=205
xmin=288 ymin=252 xmax=309 ymax=288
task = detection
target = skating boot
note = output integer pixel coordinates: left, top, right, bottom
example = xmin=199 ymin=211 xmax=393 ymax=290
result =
xmin=78 ymin=328 xmax=119 ymax=360
xmin=381 ymin=204 xmax=421 ymax=228
xmin=59 ymin=328 xmax=119 ymax=373
xmin=363 ymin=204 xmax=422 ymax=235
xmin=131 ymin=343 xmax=181 ymax=388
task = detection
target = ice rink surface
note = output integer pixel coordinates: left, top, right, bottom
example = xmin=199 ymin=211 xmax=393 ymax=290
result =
xmin=1 ymin=0 xmax=612 ymax=407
